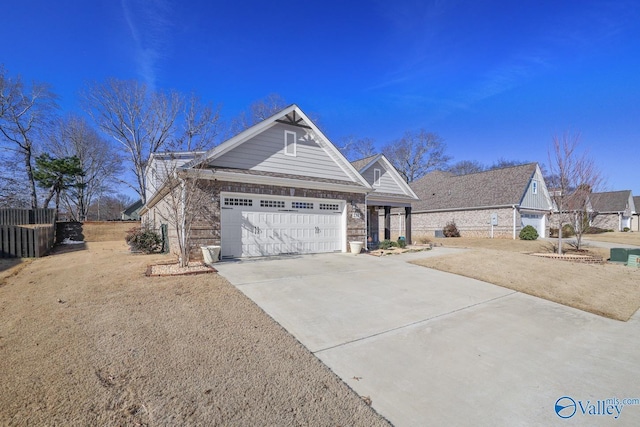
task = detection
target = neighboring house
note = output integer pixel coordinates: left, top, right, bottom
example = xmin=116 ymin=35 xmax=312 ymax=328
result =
xmin=351 ymin=154 xmax=419 ymax=247
xmin=589 ymin=190 xmax=636 ymax=231
xmin=121 ymin=199 xmax=143 ymax=220
xmin=141 ymin=105 xmax=413 ymax=259
xmin=404 ymin=163 xmax=553 ymax=239
xmin=634 ymin=196 xmax=640 ymax=232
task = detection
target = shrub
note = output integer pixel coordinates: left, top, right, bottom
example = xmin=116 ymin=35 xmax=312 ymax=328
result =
xmin=125 ymin=226 xmax=162 ymax=254
xmin=379 ymin=239 xmax=398 ymax=250
xmin=443 ymin=221 xmax=460 ymax=237
xmin=519 ymin=225 xmax=539 ymax=240
xmin=561 ymin=224 xmax=575 ymax=237
xmin=623 ymin=227 xmax=630 ymax=232
xmin=397 ymin=237 xmax=407 ymax=248
xmin=549 ymin=227 xmax=559 ymax=238
xmin=584 ymin=226 xmax=610 ymax=234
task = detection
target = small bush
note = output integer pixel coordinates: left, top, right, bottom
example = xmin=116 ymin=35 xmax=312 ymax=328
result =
xmin=584 ymin=226 xmax=611 ymax=234
xmin=519 ymin=225 xmax=539 ymax=240
xmin=379 ymin=239 xmax=398 ymax=250
xmin=125 ymin=226 xmax=162 ymax=254
xmin=549 ymin=227 xmax=559 ymax=238
xmin=561 ymin=224 xmax=575 ymax=237
xmin=443 ymin=221 xmax=460 ymax=237
xmin=417 ymin=235 xmax=431 ymax=244
xmin=397 ymin=237 xmax=407 ymax=248
xmin=623 ymin=227 xmax=630 ymax=232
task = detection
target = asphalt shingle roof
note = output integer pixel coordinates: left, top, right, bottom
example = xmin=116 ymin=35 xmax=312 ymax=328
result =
xmin=589 ymin=190 xmax=633 ymax=213
xmin=350 ymin=155 xmax=378 ymax=171
xmin=410 ymin=163 xmax=538 ymax=211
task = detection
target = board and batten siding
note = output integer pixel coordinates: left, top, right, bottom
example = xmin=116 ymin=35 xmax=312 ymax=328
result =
xmin=361 ymin=161 xmax=406 ymax=195
xmin=209 ymin=123 xmax=352 ymax=182
xmin=520 ymin=167 xmax=553 ymax=211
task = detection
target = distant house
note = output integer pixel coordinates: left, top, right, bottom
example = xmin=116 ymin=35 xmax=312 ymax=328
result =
xmin=589 ymin=190 xmax=636 ymax=231
xmin=404 ymin=163 xmax=553 ymax=239
xmin=351 ymin=154 xmax=419 ymax=246
xmin=634 ymin=196 xmax=640 ymax=232
xmin=121 ymin=199 xmax=143 ymax=221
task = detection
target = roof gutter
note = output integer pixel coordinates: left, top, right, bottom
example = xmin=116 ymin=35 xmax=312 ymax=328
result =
xmin=413 ymin=204 xmax=520 ymax=214
xmin=181 ymin=168 xmax=372 ymax=194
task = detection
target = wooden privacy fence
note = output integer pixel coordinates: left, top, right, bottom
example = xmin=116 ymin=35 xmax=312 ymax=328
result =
xmin=0 ymin=225 xmax=55 ymax=258
xmin=0 ymin=208 xmax=55 ymax=226
xmin=0 ymin=208 xmax=56 ymax=258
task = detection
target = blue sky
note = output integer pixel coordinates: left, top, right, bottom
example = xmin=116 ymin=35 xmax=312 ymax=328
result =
xmin=3 ymin=0 xmax=639 ymax=194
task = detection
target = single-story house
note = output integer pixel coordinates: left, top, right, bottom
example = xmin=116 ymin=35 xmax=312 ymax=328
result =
xmin=588 ymin=190 xmax=636 ymax=231
xmin=141 ymin=105 xmax=415 ymax=259
xmin=401 ymin=163 xmax=553 ymax=239
xmin=351 ymin=154 xmax=419 ymax=247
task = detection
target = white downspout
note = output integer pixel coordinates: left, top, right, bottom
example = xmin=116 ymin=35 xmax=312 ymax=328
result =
xmin=364 ymin=194 xmax=368 ymax=250
xmin=512 ymin=205 xmax=517 ymax=240
xmin=619 ymin=212 xmax=622 ymax=231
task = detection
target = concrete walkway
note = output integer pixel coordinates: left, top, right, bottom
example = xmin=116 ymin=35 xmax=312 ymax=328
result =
xmin=216 ymin=248 xmax=640 ymax=426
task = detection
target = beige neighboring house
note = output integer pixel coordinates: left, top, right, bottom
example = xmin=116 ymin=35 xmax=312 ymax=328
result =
xmin=589 ymin=190 xmax=636 ymax=231
xmin=403 ymin=163 xmax=553 ymax=240
xmin=141 ymin=105 xmax=412 ymax=259
xmin=351 ymin=154 xmax=419 ymax=247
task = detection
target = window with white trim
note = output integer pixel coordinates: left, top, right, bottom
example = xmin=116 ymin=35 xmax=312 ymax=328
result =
xmin=284 ymin=130 xmax=296 ymax=156
xmin=532 ymin=180 xmax=538 ymax=194
xmin=373 ymin=168 xmax=381 ymax=187
xmin=319 ymin=203 xmax=339 ymax=210
xmin=260 ymin=200 xmax=285 ymax=208
xmin=292 ymin=201 xmax=313 ymax=209
xmin=224 ymin=198 xmax=253 ymax=206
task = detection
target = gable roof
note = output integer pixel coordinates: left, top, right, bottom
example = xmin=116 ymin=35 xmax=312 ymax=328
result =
xmin=410 ymin=163 xmax=539 ymax=211
xmin=590 ymin=190 xmax=634 ymax=213
xmin=634 ymin=197 xmax=640 ymax=214
xmin=183 ymin=104 xmax=370 ymax=189
xmin=351 ymin=154 xmax=419 ymax=202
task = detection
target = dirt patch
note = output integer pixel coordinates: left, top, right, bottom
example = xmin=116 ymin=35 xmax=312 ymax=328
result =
xmin=411 ymin=248 xmax=640 ymax=321
xmin=0 ymin=241 xmax=389 ymax=426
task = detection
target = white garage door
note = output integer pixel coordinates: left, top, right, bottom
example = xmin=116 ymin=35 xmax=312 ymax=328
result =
xmin=521 ymin=212 xmax=545 ymax=237
xmin=220 ymin=194 xmax=345 ymax=258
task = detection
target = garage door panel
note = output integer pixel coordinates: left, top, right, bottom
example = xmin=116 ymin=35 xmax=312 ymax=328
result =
xmin=221 ymin=196 xmax=344 ymax=258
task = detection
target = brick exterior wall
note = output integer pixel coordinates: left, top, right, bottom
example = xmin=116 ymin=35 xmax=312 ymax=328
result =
xmin=382 ymin=207 xmax=520 ymax=241
xmin=143 ymin=179 xmax=366 ymax=259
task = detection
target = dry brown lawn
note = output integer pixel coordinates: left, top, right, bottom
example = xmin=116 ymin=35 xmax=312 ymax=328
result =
xmin=583 ymin=231 xmax=640 ymax=246
xmin=412 ymin=237 xmax=640 ymax=321
xmin=0 ymin=240 xmax=389 ymax=426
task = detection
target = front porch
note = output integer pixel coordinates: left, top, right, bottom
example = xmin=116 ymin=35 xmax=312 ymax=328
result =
xmin=366 ymin=203 xmax=412 ymax=249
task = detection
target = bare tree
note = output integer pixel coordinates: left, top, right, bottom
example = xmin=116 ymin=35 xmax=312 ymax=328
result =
xmin=0 ymin=66 xmax=58 ymax=208
xmin=174 ymin=93 xmax=220 ymax=151
xmin=82 ymin=78 xmax=181 ymax=204
xmin=48 ymin=114 xmax=123 ymax=221
xmin=0 ymin=153 xmax=30 ymax=208
xmin=151 ymin=100 xmax=222 ymax=267
xmin=226 ymin=93 xmax=287 ymax=138
xmin=446 ymin=160 xmax=485 ymax=175
xmin=339 ymin=136 xmax=377 ymax=161
xmin=382 ymin=130 xmax=451 ymax=182
xmin=548 ymin=132 xmax=603 ymax=253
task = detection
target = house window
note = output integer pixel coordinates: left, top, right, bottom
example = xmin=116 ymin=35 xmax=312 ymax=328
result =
xmin=224 ymin=198 xmax=253 ymax=206
xmin=260 ymin=200 xmax=285 ymax=208
xmin=292 ymin=201 xmax=313 ymax=209
xmin=373 ymin=168 xmax=381 ymax=187
xmin=284 ymin=130 xmax=296 ymax=156
xmin=532 ymin=180 xmax=538 ymax=195
xmin=319 ymin=203 xmax=339 ymax=211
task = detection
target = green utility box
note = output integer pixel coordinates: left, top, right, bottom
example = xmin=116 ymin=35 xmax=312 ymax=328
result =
xmin=610 ymin=248 xmax=640 ymax=263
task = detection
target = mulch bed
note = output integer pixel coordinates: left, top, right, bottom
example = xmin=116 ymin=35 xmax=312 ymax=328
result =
xmin=146 ymin=261 xmax=217 ymax=277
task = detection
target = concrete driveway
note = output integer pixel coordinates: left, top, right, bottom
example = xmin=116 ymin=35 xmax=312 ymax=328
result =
xmin=216 ymin=249 xmax=640 ymax=426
